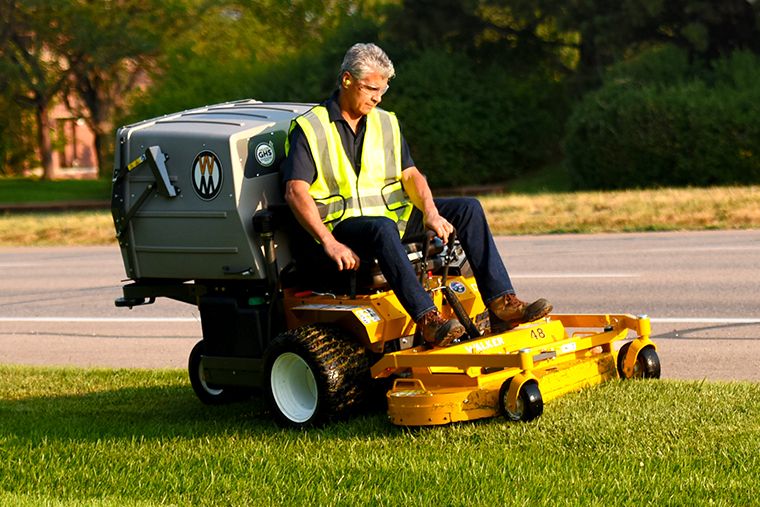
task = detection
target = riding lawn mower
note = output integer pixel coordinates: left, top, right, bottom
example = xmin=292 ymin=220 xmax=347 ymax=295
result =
xmin=111 ymin=99 xmax=660 ymax=428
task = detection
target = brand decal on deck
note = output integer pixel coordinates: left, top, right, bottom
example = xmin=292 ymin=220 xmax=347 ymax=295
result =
xmin=192 ymin=150 xmax=223 ymax=200
xmin=449 ymin=281 xmax=466 ymax=294
xmin=464 ymin=336 xmax=505 ymax=354
xmin=353 ymin=307 xmax=381 ymax=324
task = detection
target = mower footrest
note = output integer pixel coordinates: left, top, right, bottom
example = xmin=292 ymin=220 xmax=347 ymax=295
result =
xmin=115 ymin=296 xmax=155 ymax=308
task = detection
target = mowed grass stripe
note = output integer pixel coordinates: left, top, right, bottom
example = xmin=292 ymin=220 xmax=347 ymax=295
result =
xmin=1 ymin=185 xmax=759 ymax=246
xmin=1 ymin=365 xmax=758 ymax=505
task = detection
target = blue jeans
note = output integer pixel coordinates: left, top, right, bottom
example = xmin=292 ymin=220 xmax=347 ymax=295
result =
xmin=331 ymin=197 xmax=514 ymax=321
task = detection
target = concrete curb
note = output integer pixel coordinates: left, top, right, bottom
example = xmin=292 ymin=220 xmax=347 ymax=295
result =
xmin=0 ymin=200 xmax=110 ymax=213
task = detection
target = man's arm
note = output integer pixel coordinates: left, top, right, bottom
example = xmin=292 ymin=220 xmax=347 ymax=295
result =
xmin=401 ymin=166 xmax=454 ymax=244
xmin=284 ymin=179 xmax=360 ymax=271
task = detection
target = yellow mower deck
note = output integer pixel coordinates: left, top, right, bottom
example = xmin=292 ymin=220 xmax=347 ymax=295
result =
xmin=283 ymin=275 xmax=657 ymax=426
xmin=376 ymin=314 xmax=654 ymax=425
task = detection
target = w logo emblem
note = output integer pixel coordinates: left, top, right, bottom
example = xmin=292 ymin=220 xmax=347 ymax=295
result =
xmin=192 ymin=151 xmax=223 ymax=200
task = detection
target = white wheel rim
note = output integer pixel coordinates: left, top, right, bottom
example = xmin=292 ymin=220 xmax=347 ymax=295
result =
xmin=199 ymin=360 xmax=224 ymax=396
xmin=271 ymin=352 xmax=318 ymax=423
xmin=507 ymin=396 xmax=524 ymax=420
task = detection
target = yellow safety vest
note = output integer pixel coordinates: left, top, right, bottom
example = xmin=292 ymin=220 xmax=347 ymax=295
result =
xmin=289 ymin=105 xmax=413 ymax=238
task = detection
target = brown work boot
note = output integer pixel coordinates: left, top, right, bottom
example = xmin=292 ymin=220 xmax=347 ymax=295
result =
xmin=416 ymin=309 xmax=465 ymax=347
xmin=488 ymin=294 xmax=553 ymax=333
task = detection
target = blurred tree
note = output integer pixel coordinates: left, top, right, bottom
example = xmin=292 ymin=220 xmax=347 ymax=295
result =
xmin=0 ymin=0 xmax=69 ymax=179
xmin=3 ymin=0 xmax=758 ymax=186
xmin=0 ymin=88 xmax=37 ymax=176
xmin=123 ymin=0 xmax=391 ymax=123
xmin=551 ymin=0 xmax=760 ymax=85
xmin=385 ymin=0 xmax=760 ymax=87
xmin=57 ymin=0 xmax=209 ymax=178
xmin=383 ymin=0 xmax=579 ymax=75
xmin=242 ymin=2 xmax=390 ymax=102
xmin=0 ymin=0 xmax=209 ymax=178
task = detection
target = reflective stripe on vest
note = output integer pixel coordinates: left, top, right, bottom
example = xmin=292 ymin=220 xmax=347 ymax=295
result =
xmin=291 ymin=105 xmax=412 ymax=237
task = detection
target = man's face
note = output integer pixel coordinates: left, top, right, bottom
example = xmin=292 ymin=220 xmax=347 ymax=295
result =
xmin=342 ymin=70 xmax=389 ymax=116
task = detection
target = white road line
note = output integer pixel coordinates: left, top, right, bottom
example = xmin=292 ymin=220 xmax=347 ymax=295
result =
xmin=650 ymin=318 xmax=760 ymax=324
xmin=1 ymin=316 xmax=758 ymax=324
xmin=0 ymin=317 xmax=197 ymax=323
xmin=511 ymin=273 xmax=638 ymax=279
xmin=642 ymin=246 xmax=760 ymax=254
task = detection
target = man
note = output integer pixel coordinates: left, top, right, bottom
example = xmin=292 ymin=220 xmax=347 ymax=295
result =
xmin=282 ymin=43 xmax=551 ymax=347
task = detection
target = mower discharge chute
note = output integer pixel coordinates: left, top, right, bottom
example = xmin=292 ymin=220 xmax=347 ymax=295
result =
xmin=112 ymin=100 xmax=660 ymax=427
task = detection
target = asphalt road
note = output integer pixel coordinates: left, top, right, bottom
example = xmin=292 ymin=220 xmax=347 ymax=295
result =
xmin=1 ymin=230 xmax=759 ymax=381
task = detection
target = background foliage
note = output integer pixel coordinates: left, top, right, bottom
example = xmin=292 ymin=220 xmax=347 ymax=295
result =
xmin=1 ymin=0 xmax=759 ymax=189
xmin=384 ymin=49 xmax=566 ymax=186
xmin=565 ymin=47 xmax=760 ymax=189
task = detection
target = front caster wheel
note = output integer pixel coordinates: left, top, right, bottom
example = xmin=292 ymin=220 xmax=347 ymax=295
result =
xmin=617 ymin=342 xmax=661 ymax=379
xmin=188 ymin=340 xmax=247 ymax=405
xmin=499 ymin=379 xmax=543 ymax=422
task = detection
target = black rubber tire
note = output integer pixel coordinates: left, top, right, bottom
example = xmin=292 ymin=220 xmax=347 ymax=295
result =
xmin=188 ymin=340 xmax=247 ymax=405
xmin=264 ymin=325 xmax=371 ymax=428
xmin=617 ymin=342 xmax=661 ymax=379
xmin=616 ymin=342 xmax=631 ymax=378
xmin=499 ymin=379 xmax=544 ymax=422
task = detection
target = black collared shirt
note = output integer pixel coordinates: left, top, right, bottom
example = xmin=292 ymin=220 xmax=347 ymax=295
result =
xmin=281 ymin=91 xmax=415 ymax=184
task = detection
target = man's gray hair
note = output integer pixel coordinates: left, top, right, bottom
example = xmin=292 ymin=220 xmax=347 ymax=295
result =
xmin=338 ymin=43 xmax=395 ymax=83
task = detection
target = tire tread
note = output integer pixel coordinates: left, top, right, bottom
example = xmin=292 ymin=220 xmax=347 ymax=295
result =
xmin=267 ymin=325 xmax=370 ymax=426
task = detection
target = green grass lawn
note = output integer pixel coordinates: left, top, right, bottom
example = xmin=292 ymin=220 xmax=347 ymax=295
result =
xmin=1 ymin=366 xmax=758 ymax=506
xmin=0 ymin=177 xmax=111 ymax=203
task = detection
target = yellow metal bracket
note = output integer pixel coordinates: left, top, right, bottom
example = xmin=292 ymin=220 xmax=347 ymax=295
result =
xmin=505 ymin=372 xmax=538 ymax=415
xmin=621 ymin=335 xmax=657 ymax=378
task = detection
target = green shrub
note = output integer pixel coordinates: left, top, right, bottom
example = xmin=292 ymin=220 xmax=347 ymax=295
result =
xmin=603 ymin=44 xmax=694 ymax=86
xmin=565 ymin=46 xmax=760 ymax=189
xmin=384 ymin=49 xmax=567 ymax=188
xmin=124 ymin=44 xmax=567 ymax=190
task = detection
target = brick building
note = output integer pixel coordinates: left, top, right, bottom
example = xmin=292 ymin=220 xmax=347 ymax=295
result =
xmin=48 ymin=100 xmax=98 ymax=179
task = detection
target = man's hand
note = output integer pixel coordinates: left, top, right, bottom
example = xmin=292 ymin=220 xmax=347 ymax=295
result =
xmin=424 ymin=211 xmax=454 ymax=244
xmin=401 ymin=166 xmax=454 ymax=243
xmin=323 ymin=239 xmax=361 ymax=271
xmin=285 ymin=179 xmax=360 ymax=271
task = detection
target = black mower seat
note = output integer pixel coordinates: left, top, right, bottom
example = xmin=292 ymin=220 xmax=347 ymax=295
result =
xmin=263 ymin=203 xmax=442 ymax=294
xmin=282 ymin=230 xmax=443 ymax=295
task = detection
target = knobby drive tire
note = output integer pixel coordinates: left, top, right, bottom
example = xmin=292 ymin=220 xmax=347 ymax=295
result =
xmin=265 ymin=324 xmax=371 ymax=428
xmin=617 ymin=342 xmax=661 ymax=379
xmin=188 ymin=340 xmax=248 ymax=405
xmin=499 ymin=379 xmax=544 ymax=422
